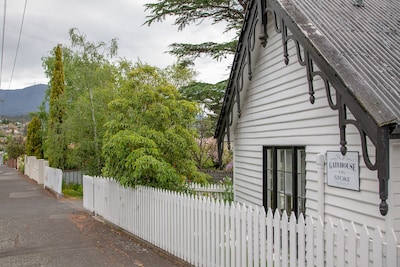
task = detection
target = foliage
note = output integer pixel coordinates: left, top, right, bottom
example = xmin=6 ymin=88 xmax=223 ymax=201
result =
xmin=179 ymin=81 xmax=229 ymax=168
xmin=103 ymin=63 xmax=210 ymax=190
xmin=144 ymin=0 xmax=248 ymax=60
xmin=46 ymin=44 xmax=67 ymax=169
xmin=42 ymin=29 xmax=118 ymax=174
xmin=62 ymin=182 xmax=83 ymax=198
xmin=18 ymin=155 xmax=25 ymax=173
xmin=162 ymin=60 xmax=197 ymax=89
xmin=26 ymin=116 xmax=43 ymax=158
xmin=62 ymin=29 xmax=118 ymax=174
xmin=194 ymin=132 xmax=233 ymax=169
xmin=168 ymin=41 xmax=237 ymax=61
xmin=48 ymin=45 xmax=66 ymax=126
xmin=220 ymin=176 xmax=234 ymax=203
xmin=41 ymin=28 xmax=211 ymax=190
xmin=31 ymin=94 xmax=50 ymax=154
xmin=180 ymin=80 xmax=227 ymax=121
xmin=6 ymin=136 xmax=25 ymax=159
xmin=194 ymin=119 xmax=217 ymax=168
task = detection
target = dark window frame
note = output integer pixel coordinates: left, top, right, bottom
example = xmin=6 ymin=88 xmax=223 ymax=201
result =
xmin=262 ymin=146 xmax=306 ymax=216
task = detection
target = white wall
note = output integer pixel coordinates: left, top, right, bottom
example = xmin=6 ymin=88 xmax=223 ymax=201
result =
xmin=231 ymin=15 xmax=385 ymax=231
xmin=44 ymin=166 xmax=63 ymax=196
xmin=389 ymin=140 xmax=400 ymax=239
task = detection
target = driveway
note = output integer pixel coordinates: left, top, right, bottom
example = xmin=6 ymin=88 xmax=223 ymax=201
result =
xmin=0 ymin=165 xmax=189 ymax=266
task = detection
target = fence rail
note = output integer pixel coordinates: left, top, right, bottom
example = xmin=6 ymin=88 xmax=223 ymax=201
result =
xmin=83 ymin=176 xmax=399 ymax=267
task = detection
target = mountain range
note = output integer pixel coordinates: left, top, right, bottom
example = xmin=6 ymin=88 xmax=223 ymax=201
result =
xmin=0 ymin=84 xmax=47 ymax=117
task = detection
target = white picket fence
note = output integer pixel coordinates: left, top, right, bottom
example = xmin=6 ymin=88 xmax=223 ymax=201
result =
xmin=187 ymin=182 xmax=230 ymax=200
xmin=83 ymin=176 xmax=400 ymax=267
xmin=24 ymin=155 xmax=48 ymax=184
xmin=44 ymin=166 xmax=63 ymax=196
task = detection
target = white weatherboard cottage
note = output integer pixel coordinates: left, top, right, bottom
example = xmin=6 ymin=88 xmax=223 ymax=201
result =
xmin=215 ymin=0 xmax=400 ymax=238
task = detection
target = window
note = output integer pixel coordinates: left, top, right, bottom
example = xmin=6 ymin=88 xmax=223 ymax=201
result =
xmin=263 ymin=146 xmax=306 ymax=216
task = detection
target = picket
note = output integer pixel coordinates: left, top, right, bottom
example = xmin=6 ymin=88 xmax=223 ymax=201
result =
xmin=388 ymin=228 xmax=398 ymax=267
xmin=373 ymin=226 xmax=383 ymax=267
xmin=316 ymin=217 xmax=324 ymax=267
xmin=273 ymin=211 xmax=281 ymax=267
xmin=360 ymin=225 xmax=370 ymax=267
xmin=297 ymin=214 xmax=306 ymax=267
xmin=306 ymin=216 xmax=314 ymax=267
xmin=289 ymin=213 xmax=296 ymax=267
xmin=348 ymin=222 xmax=358 ymax=267
xmin=259 ymin=208 xmax=266 ymax=267
xmin=266 ymin=208 xmax=274 ymax=266
xmin=337 ymin=220 xmax=346 ymax=267
xmin=82 ymin=176 xmax=400 ymax=267
xmin=326 ymin=219 xmax=334 ymax=267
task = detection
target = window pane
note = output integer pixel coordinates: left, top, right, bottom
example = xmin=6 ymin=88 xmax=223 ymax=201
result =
xmin=285 ymin=149 xmax=292 ymax=196
xmin=266 ymin=149 xmax=273 ymax=190
xmin=263 ymin=146 xmax=306 ymax=216
xmin=297 ymin=149 xmax=306 ymax=215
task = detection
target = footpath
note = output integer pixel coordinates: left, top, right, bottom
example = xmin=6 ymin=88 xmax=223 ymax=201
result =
xmin=0 ymin=165 xmax=189 ymax=267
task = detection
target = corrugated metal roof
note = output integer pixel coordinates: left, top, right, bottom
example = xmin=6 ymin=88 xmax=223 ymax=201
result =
xmin=289 ymin=0 xmax=400 ymax=123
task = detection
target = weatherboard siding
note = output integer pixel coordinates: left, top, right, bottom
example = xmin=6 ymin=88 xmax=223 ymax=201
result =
xmin=390 ymin=140 xmax=400 ymax=239
xmin=231 ymin=21 xmax=385 ymax=230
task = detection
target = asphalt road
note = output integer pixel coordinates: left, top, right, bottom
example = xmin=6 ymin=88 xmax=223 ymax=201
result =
xmin=0 ymin=165 xmax=189 ymax=267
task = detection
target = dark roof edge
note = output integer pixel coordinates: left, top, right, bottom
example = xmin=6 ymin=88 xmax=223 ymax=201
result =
xmin=214 ymin=0 xmax=395 ymax=215
xmin=279 ymin=0 xmax=397 ymax=127
xmin=214 ymin=0 xmax=258 ymax=140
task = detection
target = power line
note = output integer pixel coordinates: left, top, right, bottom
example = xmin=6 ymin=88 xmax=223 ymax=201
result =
xmin=0 ymin=0 xmax=7 ymax=90
xmin=8 ymin=0 xmax=28 ymax=89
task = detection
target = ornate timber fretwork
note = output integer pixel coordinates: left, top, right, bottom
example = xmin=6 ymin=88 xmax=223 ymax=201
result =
xmin=216 ymin=0 xmax=393 ymax=215
xmin=216 ymin=0 xmax=260 ymax=163
xmin=263 ymin=0 xmax=392 ymax=215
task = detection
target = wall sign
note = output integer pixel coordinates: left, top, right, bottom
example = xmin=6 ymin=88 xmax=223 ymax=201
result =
xmin=327 ymin=151 xmax=360 ymax=191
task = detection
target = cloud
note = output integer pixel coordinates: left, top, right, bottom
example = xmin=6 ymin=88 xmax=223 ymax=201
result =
xmin=1 ymin=0 xmax=235 ymax=89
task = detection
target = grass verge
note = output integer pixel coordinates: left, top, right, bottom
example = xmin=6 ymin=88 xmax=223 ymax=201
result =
xmin=62 ymin=183 xmax=83 ymax=199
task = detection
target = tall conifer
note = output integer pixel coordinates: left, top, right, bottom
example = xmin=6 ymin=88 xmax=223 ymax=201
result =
xmin=26 ymin=116 xmax=43 ymax=158
xmin=46 ymin=44 xmax=66 ymax=168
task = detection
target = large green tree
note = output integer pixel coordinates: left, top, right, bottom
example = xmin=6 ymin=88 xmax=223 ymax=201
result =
xmin=179 ymin=81 xmax=233 ymax=168
xmin=62 ymin=28 xmax=118 ymax=175
xmin=6 ymin=136 xmax=25 ymax=159
xmin=42 ymin=29 xmax=118 ymax=175
xmin=25 ymin=116 xmax=43 ymax=158
xmin=179 ymin=80 xmax=226 ymax=121
xmin=102 ymin=63 xmax=210 ymax=190
xmin=46 ymin=44 xmax=67 ymax=169
xmin=144 ymin=0 xmax=248 ymax=60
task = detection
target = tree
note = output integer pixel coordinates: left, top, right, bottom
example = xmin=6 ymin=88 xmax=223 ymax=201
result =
xmin=179 ymin=81 xmax=234 ymax=169
xmin=46 ymin=44 xmax=67 ymax=169
xmin=102 ymin=63 xmax=210 ymax=190
xmin=62 ymin=28 xmax=118 ymax=174
xmin=162 ymin=60 xmax=197 ymax=89
xmin=144 ymin=0 xmax=248 ymax=61
xmin=179 ymin=80 xmax=226 ymax=121
xmin=26 ymin=116 xmax=43 ymax=158
xmin=6 ymin=136 xmax=25 ymax=159
xmin=42 ymin=29 xmax=119 ymax=175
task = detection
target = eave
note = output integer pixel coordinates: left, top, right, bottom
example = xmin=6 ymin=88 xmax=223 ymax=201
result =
xmin=215 ymin=0 xmax=399 ymax=216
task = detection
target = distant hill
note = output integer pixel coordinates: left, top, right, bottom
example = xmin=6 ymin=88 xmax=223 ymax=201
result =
xmin=0 ymin=84 xmax=47 ymax=117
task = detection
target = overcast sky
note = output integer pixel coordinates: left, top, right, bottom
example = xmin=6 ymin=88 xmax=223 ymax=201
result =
xmin=0 ymin=0 xmax=235 ymax=89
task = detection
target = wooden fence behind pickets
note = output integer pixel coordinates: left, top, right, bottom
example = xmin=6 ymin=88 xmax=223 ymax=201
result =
xmin=187 ymin=182 xmax=231 ymax=200
xmin=83 ymin=175 xmax=400 ymax=267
